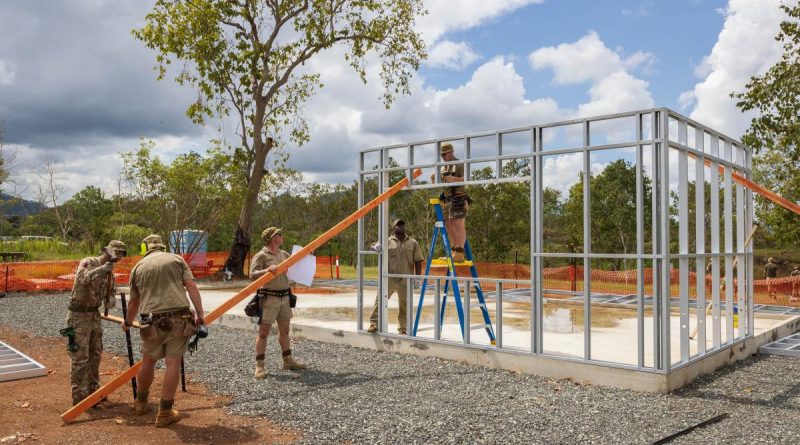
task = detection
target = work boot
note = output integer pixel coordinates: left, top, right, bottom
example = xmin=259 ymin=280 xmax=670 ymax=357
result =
xmin=155 ymin=399 xmax=182 ymax=427
xmin=367 ymin=324 xmax=378 ymax=333
xmin=254 ymin=360 xmax=267 ymax=379
xmin=282 ymin=350 xmax=306 ymax=370
xmin=155 ymin=409 xmax=182 ymax=427
xmin=134 ymin=399 xmax=150 ymax=415
xmin=452 ymin=249 xmax=465 ymax=263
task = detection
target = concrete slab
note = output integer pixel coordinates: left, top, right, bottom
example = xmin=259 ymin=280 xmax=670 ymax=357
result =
xmin=198 ymin=290 xmax=790 ymax=367
xmin=194 ymin=288 xmax=799 ymax=392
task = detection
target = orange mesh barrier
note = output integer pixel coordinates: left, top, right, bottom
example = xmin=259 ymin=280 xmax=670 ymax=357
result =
xmin=0 ymin=251 xmax=339 ymax=293
xmin=2 ymin=255 xmax=797 ymax=307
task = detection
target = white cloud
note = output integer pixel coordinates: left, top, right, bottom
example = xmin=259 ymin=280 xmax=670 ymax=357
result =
xmin=677 ymin=90 xmax=696 ymax=111
xmin=685 ymin=0 xmax=786 ymax=138
xmin=529 ymin=31 xmax=655 ymax=117
xmin=0 ymin=60 xmax=15 ymax=86
xmin=529 ymin=31 xmax=655 ymax=86
xmin=417 ymin=0 xmax=544 ymax=43
xmin=426 ymin=40 xmax=480 ymax=70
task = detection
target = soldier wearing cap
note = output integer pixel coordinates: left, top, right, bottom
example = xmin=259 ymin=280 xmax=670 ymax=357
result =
xmin=367 ymin=219 xmax=424 ymax=334
xmin=67 ymin=239 xmax=126 ymax=406
xmin=430 ymin=143 xmax=470 ymax=263
xmin=249 ymin=227 xmax=306 ymax=379
xmin=122 ymin=234 xmax=205 ymax=427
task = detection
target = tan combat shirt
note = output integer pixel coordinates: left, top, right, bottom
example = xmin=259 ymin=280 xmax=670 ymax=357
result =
xmin=441 ymin=161 xmax=466 ymax=196
xmin=250 ymin=248 xmax=291 ymax=290
xmin=70 ymin=256 xmax=114 ymax=310
xmin=387 ymin=234 xmax=424 ymax=275
xmin=129 ymin=250 xmax=194 ymax=314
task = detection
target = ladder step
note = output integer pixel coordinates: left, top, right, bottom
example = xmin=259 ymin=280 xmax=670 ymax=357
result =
xmin=430 ymin=258 xmax=473 ymax=267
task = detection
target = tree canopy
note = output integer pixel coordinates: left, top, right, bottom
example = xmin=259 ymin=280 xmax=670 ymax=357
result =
xmin=132 ymin=0 xmax=427 ymax=276
xmin=734 ymin=2 xmax=800 ymax=249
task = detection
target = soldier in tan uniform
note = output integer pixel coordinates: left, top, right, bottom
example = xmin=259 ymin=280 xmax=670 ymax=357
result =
xmin=765 ymin=257 xmax=779 ymax=299
xmin=67 ymin=240 xmax=126 ymax=406
xmin=122 ymin=234 xmax=205 ymax=427
xmin=367 ymin=220 xmax=424 ymax=335
xmin=249 ymin=227 xmax=306 ymax=379
xmin=430 ymin=143 xmax=470 ymax=262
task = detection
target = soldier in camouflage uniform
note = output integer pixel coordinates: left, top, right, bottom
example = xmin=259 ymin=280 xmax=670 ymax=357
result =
xmin=67 ymin=240 xmax=126 ymax=406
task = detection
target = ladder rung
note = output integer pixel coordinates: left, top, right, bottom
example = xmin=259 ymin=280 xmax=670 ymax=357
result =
xmin=430 ymin=258 xmax=473 ymax=267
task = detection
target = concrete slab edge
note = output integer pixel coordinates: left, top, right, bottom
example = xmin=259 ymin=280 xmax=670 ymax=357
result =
xmin=215 ymin=314 xmax=667 ymax=393
xmin=213 ymin=314 xmax=800 ymax=393
xmin=665 ymin=316 xmax=800 ymax=392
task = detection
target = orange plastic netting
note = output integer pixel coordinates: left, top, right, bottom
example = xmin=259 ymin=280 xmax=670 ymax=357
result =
xmin=0 ymin=251 xmax=342 ymax=293
xmin=1 ymin=253 xmax=797 ymax=307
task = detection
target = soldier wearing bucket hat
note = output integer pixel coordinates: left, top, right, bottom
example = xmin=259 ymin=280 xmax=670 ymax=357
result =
xmin=123 ymin=234 xmax=205 ymax=427
xmin=430 ymin=142 xmax=471 ymax=263
xmin=66 ymin=239 xmax=126 ymax=406
xmin=367 ymin=219 xmax=423 ymax=334
xmin=249 ymin=226 xmax=306 ymax=379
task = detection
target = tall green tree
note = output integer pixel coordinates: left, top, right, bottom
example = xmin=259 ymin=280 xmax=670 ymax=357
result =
xmin=733 ymin=2 xmax=800 ymax=248
xmin=121 ymin=141 xmax=240 ymax=254
xmin=133 ymin=0 xmax=427 ymax=276
xmin=563 ymin=160 xmax=652 ymax=270
xmin=65 ymin=186 xmax=114 ymax=250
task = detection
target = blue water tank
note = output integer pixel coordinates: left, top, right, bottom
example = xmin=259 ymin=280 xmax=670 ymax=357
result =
xmin=169 ymin=230 xmax=208 ymax=267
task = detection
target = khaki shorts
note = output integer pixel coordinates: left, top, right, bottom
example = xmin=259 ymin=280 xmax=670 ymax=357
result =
xmin=139 ymin=316 xmax=194 ymax=360
xmin=260 ymin=295 xmax=293 ymax=324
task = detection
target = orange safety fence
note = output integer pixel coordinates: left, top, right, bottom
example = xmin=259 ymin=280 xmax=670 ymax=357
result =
xmin=0 ymin=251 xmax=342 ymax=293
xmin=2 ymin=254 xmax=797 ymax=307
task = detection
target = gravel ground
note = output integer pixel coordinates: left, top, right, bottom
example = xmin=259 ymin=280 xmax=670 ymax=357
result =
xmin=1 ymin=292 xmax=798 ymax=444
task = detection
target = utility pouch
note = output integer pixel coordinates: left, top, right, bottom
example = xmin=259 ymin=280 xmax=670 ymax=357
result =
xmin=140 ymin=324 xmax=157 ymax=341
xmin=449 ymin=194 xmax=467 ymax=219
xmin=172 ymin=317 xmax=195 ymax=337
xmin=244 ymin=295 xmax=261 ymax=317
xmin=289 ymin=292 xmax=297 ymax=308
xmin=155 ymin=317 xmax=173 ymax=332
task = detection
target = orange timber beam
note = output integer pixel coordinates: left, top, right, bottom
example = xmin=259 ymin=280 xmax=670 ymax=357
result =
xmin=689 ymin=152 xmax=800 ymax=216
xmin=62 ymin=168 xmax=422 ymax=423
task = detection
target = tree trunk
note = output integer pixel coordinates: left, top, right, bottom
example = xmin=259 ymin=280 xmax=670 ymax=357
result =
xmin=223 ymin=137 xmax=272 ymax=278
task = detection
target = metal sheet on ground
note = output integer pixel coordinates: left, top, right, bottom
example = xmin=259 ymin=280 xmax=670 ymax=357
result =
xmin=759 ymin=333 xmax=800 ymax=357
xmin=0 ymin=340 xmax=48 ymax=382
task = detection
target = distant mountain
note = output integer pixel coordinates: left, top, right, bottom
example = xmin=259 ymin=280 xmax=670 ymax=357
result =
xmin=0 ymin=192 xmax=46 ymax=217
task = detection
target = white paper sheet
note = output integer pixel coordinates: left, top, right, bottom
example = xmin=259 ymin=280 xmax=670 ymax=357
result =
xmin=287 ymin=245 xmax=316 ymax=287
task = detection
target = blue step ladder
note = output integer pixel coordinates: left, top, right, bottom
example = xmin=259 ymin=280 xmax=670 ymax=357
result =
xmin=412 ymin=198 xmax=496 ymax=344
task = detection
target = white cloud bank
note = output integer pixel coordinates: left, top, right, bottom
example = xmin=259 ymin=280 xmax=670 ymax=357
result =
xmin=681 ymin=0 xmax=786 ymax=138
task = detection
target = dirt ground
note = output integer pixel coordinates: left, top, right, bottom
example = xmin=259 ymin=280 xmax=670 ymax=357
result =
xmin=0 ymin=325 xmax=301 ymax=444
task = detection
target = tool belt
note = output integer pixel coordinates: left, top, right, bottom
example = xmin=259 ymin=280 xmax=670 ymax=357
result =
xmin=69 ymin=303 xmax=100 ymax=313
xmin=150 ymin=308 xmax=193 ymax=332
xmin=443 ymin=192 xmax=471 ymax=219
xmin=151 ymin=308 xmax=192 ymax=319
xmin=257 ymin=289 xmax=291 ymax=298
xmin=256 ymin=288 xmax=297 ymax=308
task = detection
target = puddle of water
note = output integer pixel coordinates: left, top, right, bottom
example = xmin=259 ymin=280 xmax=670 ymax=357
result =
xmin=294 ymin=299 xmax=639 ymax=332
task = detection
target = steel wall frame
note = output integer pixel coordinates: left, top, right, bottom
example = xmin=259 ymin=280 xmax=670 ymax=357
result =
xmin=356 ymin=107 xmax=753 ymax=375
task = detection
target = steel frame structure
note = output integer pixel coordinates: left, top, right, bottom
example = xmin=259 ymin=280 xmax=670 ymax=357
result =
xmin=357 ymin=107 xmax=753 ymax=374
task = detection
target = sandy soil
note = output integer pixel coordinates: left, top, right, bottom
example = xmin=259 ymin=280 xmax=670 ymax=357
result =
xmin=0 ymin=325 xmax=301 ymax=444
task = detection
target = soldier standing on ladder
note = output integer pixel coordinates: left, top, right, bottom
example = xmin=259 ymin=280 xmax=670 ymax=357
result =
xmin=430 ymin=143 xmax=470 ymax=263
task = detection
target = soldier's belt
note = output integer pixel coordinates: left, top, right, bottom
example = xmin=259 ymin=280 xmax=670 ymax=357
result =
xmin=257 ymin=289 xmax=291 ymax=298
xmin=69 ymin=303 xmax=100 ymax=313
xmin=150 ymin=308 xmax=192 ymax=320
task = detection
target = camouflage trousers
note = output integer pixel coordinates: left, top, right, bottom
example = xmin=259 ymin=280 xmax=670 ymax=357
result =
xmin=66 ymin=312 xmax=103 ymax=405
